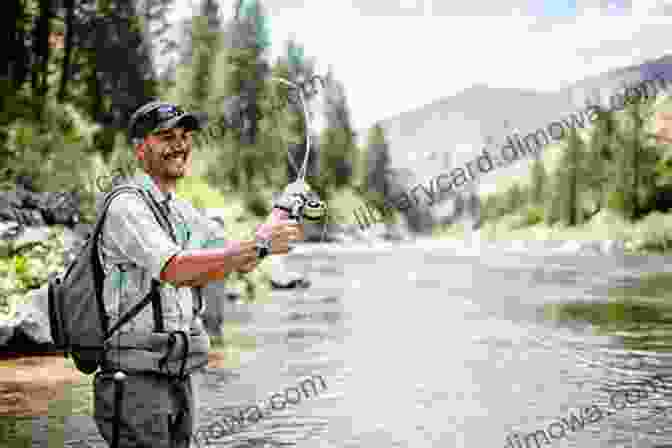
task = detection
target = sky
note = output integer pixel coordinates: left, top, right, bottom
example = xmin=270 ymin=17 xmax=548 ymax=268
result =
xmin=163 ymin=0 xmax=672 ymax=134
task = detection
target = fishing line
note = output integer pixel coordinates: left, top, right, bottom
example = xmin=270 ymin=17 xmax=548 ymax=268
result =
xmin=270 ymin=76 xmax=313 ymax=182
xmin=270 ymin=75 xmax=330 ymax=244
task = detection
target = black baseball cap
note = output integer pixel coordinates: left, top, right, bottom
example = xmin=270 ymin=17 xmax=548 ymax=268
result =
xmin=128 ymin=101 xmax=208 ymax=144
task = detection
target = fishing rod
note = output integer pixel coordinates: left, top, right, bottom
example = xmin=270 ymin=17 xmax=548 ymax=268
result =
xmin=253 ymin=75 xmax=329 ymax=253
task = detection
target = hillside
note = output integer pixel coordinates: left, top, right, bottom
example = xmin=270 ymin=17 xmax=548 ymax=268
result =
xmin=361 ymin=53 xmax=672 ymax=199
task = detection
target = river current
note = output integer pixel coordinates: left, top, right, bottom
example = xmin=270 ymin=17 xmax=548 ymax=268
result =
xmin=5 ymin=238 xmax=672 ymax=448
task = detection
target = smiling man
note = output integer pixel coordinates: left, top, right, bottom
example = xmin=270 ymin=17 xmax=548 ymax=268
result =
xmin=92 ymin=100 xmax=302 ymax=448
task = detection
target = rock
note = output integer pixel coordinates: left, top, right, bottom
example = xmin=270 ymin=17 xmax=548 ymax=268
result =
xmin=271 ymin=277 xmax=311 ymax=289
xmin=0 ymin=319 xmax=15 ymax=346
xmin=14 ymin=301 xmax=51 ymax=345
xmin=0 ymin=286 xmax=53 ymax=349
xmin=16 ymin=208 xmax=46 ymax=227
xmin=0 ymin=207 xmax=18 ymax=223
xmin=0 ymin=221 xmax=20 ymax=242
xmin=268 ymin=256 xmax=310 ymax=289
xmin=39 ymin=191 xmax=80 ymax=226
xmin=0 ymin=190 xmax=23 ymax=210
xmin=11 ymin=226 xmax=51 ymax=253
xmin=20 ymin=189 xmax=43 ymax=209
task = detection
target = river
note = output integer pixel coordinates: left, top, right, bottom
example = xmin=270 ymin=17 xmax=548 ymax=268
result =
xmin=3 ymin=239 xmax=672 ymax=447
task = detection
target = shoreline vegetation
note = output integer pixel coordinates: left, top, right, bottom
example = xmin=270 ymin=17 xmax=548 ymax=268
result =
xmin=434 ymin=72 xmax=672 ymax=255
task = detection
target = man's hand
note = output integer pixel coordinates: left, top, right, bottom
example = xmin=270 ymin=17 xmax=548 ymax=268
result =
xmin=256 ymin=220 xmax=304 ymax=256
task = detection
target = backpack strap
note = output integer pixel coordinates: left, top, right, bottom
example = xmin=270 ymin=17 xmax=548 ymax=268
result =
xmin=128 ymin=188 xmax=176 ymax=334
xmin=91 ymin=186 xmax=150 ymax=339
xmin=94 ymin=185 xmax=178 ymax=340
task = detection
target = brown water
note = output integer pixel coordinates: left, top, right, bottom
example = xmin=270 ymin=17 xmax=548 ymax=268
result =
xmin=4 ymin=241 xmax=672 ymax=447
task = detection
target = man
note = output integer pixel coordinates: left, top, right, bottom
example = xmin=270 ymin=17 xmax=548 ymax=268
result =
xmin=92 ymin=100 xmax=302 ymax=448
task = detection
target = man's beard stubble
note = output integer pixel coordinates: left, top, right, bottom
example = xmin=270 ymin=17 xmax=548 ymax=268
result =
xmin=145 ymin=144 xmax=190 ymax=181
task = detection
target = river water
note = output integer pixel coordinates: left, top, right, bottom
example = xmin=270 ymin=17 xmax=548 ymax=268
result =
xmin=5 ymin=239 xmax=672 ymax=447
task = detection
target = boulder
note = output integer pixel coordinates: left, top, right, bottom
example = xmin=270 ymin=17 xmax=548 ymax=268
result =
xmin=0 ymin=286 xmax=53 ymax=350
xmin=0 ymin=221 xmax=20 ymax=242
xmin=268 ymin=256 xmax=310 ymax=289
xmin=16 ymin=208 xmax=46 ymax=227
xmin=38 ymin=191 xmax=80 ymax=226
xmin=0 ymin=318 xmax=15 ymax=346
xmin=11 ymin=226 xmax=51 ymax=253
xmin=0 ymin=187 xmax=80 ymax=238
xmin=0 ymin=190 xmax=23 ymax=211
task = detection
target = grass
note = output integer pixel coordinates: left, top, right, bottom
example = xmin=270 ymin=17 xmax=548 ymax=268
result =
xmin=434 ymin=207 xmax=672 ymax=255
xmin=545 ymin=272 xmax=672 ymax=352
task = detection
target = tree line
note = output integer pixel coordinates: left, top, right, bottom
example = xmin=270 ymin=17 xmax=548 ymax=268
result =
xmin=480 ymin=84 xmax=672 ymax=230
xmin=1 ymin=0 xmax=402 ymax=228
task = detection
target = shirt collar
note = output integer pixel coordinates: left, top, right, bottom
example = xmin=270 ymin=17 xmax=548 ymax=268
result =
xmin=133 ymin=171 xmax=175 ymax=204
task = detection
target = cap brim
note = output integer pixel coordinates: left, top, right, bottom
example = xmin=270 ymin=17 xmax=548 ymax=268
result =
xmin=156 ymin=111 xmax=208 ymax=133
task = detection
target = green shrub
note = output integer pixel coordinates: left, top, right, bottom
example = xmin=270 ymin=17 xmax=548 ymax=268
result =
xmin=243 ymin=191 xmax=270 ymax=218
xmin=524 ymin=206 xmax=545 ymax=226
xmin=3 ymin=101 xmax=98 ymax=193
xmin=0 ymin=227 xmax=65 ymax=317
xmin=631 ymin=212 xmax=672 ymax=252
xmin=606 ymin=190 xmax=626 ymax=215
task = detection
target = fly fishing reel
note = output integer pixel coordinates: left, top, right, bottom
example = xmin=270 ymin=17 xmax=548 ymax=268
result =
xmin=272 ymin=180 xmax=327 ymax=224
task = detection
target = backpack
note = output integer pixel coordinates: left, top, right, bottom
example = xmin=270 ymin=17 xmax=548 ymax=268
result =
xmin=48 ymin=184 xmax=177 ymax=374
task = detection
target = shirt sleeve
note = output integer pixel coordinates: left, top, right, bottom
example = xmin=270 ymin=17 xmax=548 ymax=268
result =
xmin=102 ymin=192 xmax=183 ymax=281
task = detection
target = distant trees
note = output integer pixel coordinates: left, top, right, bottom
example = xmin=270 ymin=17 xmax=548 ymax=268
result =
xmin=188 ymin=0 xmax=221 ymax=111
xmin=319 ymin=68 xmax=357 ymax=191
xmin=481 ymin=81 xmax=672 ymax=230
xmin=363 ymin=123 xmax=392 ymax=201
xmin=1 ymin=0 xmax=164 ymax=190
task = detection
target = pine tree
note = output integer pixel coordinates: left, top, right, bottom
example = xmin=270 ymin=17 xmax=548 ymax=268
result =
xmin=354 ymin=123 xmax=394 ymax=229
xmin=557 ymin=125 xmax=585 ymax=226
xmin=189 ymin=0 xmax=220 ymax=111
xmin=505 ymin=183 xmax=524 ymax=214
xmin=528 ymin=157 xmax=547 ymax=206
xmin=364 ymin=123 xmax=391 ymax=200
xmin=319 ymin=68 xmax=357 ymax=190
xmin=619 ymin=93 xmax=660 ymax=220
xmin=205 ymin=0 xmax=277 ymax=191
xmin=138 ymin=0 xmax=177 ymax=67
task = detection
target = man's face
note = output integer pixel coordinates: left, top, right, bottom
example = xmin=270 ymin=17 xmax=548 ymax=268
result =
xmin=137 ymin=127 xmax=193 ymax=180
xmin=48 ymin=31 xmax=64 ymax=50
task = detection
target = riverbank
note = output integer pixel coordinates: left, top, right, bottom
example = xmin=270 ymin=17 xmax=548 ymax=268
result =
xmin=0 ymin=342 xmax=251 ymax=418
xmin=434 ymin=208 xmax=672 ymax=255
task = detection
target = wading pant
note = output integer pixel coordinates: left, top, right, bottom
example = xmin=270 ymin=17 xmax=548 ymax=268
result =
xmin=93 ymin=369 xmax=204 ymax=448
